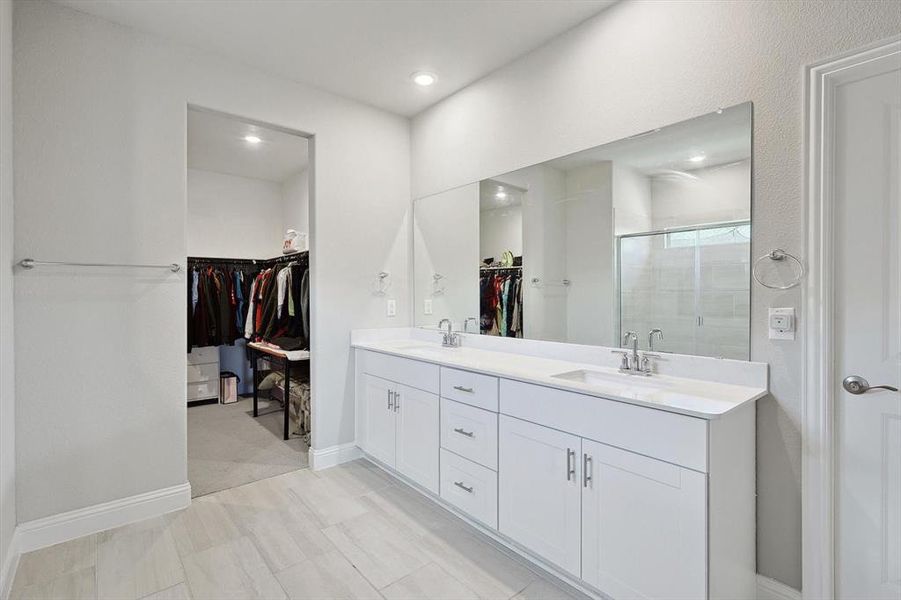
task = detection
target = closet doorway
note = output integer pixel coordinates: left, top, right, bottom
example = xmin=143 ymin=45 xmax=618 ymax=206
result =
xmin=186 ymin=107 xmax=312 ymax=497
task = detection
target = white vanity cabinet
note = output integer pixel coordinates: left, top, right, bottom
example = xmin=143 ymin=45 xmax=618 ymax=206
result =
xmin=356 ymin=352 xmax=440 ymax=494
xmin=580 ymin=439 xmax=706 ymax=600
xmin=498 ymin=415 xmax=583 ymax=577
xmin=354 ymin=345 xmax=758 ymax=600
xmin=360 ymin=374 xmax=397 ymax=466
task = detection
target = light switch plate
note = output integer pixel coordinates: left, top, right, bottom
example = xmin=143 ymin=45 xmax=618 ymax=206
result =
xmin=769 ymin=307 xmax=795 ymax=340
xmin=424 ymin=298 xmax=433 ymax=315
xmin=386 ymin=298 xmax=396 ymax=317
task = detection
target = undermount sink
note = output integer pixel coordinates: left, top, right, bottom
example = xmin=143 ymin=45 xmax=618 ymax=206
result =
xmin=391 ymin=342 xmax=459 ymax=357
xmin=551 ymin=369 xmax=670 ymax=390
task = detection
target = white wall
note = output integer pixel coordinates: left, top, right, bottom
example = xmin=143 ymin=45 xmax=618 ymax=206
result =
xmin=612 ymin=163 xmax=651 ymax=235
xmin=650 ymin=160 xmax=751 ymax=230
xmin=413 ymin=184 xmax=479 ymax=328
xmin=187 ymin=169 xmax=286 ymax=258
xmin=564 ymin=162 xmax=614 ymax=346
xmin=0 ymin=0 xmax=16 ymax=587
xmin=479 ymin=204 xmax=522 ymax=261
xmin=13 ymin=1 xmax=409 ymax=523
xmin=282 ymin=168 xmax=309 ymax=246
xmin=410 ymin=0 xmax=901 ymax=589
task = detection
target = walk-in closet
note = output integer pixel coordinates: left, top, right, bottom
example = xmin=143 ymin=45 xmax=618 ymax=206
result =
xmin=186 ymin=108 xmax=311 ymax=497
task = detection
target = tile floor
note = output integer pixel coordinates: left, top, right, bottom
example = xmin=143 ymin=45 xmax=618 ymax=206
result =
xmin=188 ymin=397 xmax=309 ymax=497
xmin=9 ymin=460 xmax=589 ymax=600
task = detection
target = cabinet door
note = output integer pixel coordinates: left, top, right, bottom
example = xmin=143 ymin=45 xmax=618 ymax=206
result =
xmin=361 ymin=374 xmax=396 ymax=467
xmin=581 ymin=439 xmax=706 ymax=599
xmin=395 ymin=383 xmax=439 ymax=494
xmin=498 ymin=415 xmax=582 ymax=577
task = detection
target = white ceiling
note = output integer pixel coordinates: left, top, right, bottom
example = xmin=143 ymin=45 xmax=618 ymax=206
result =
xmin=53 ymin=0 xmax=615 ymax=116
xmin=187 ymin=108 xmax=308 ymax=183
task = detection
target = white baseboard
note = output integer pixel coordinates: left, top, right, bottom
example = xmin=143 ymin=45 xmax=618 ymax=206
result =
xmin=308 ymin=442 xmax=362 ymax=471
xmin=1 ymin=532 xmax=22 ymax=600
xmin=15 ymin=482 xmax=191 ymax=556
xmin=757 ymin=575 xmax=801 ymax=600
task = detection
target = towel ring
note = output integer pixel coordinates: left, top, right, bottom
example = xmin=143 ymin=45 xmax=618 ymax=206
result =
xmin=373 ymin=271 xmax=390 ymax=295
xmin=753 ymin=249 xmax=805 ymax=290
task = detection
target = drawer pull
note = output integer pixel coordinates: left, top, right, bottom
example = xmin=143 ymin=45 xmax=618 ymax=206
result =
xmin=453 ymin=385 xmax=474 ymax=394
xmin=453 ymin=427 xmax=475 ymax=438
xmin=454 ymin=481 xmax=474 ymax=493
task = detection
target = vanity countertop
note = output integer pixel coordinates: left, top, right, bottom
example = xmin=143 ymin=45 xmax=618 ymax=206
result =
xmin=352 ymin=338 xmax=767 ymax=420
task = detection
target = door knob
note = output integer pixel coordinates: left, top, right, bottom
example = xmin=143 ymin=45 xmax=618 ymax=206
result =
xmin=842 ymin=375 xmax=899 ymax=395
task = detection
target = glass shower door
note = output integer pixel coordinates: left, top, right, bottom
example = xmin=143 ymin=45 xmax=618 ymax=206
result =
xmin=619 ymin=231 xmax=698 ymax=355
xmin=618 ymin=222 xmax=750 ymax=359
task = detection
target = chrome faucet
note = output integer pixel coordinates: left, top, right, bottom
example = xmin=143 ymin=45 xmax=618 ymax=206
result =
xmin=613 ymin=330 xmax=656 ymax=375
xmin=438 ymin=318 xmax=460 ymax=347
xmin=623 ymin=331 xmax=639 ymax=371
xmin=648 ymin=328 xmax=664 ymax=351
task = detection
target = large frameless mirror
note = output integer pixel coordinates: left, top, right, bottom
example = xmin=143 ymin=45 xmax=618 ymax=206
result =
xmin=413 ymin=102 xmax=752 ymax=360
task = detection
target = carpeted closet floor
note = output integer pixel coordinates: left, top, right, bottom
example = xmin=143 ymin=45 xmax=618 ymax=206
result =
xmin=188 ymin=397 xmax=308 ymax=497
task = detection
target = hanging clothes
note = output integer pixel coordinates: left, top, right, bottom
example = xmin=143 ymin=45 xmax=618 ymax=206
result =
xmin=188 ymin=254 xmax=310 ymax=352
xmin=479 ymin=267 xmax=523 ymax=338
xmin=188 ymin=263 xmax=259 ymax=349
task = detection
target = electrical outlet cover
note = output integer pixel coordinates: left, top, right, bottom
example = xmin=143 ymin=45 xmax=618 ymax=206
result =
xmin=768 ymin=307 xmax=795 ymax=340
xmin=424 ymin=298 xmax=433 ymax=315
xmin=386 ymin=298 xmax=396 ymax=317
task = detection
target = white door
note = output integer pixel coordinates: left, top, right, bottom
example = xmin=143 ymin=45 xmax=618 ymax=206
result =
xmin=498 ymin=415 xmax=582 ymax=577
xmin=833 ymin=48 xmax=901 ymax=600
xmin=394 ymin=383 xmax=439 ymax=494
xmin=581 ymin=439 xmax=706 ymax=600
xmin=362 ymin=374 xmax=396 ymax=467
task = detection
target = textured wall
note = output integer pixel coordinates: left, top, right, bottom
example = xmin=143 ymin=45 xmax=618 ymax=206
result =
xmin=410 ymin=0 xmax=901 ymax=589
xmin=13 ymin=1 xmax=409 ymax=522
xmin=0 ymin=0 xmax=16 ymax=587
xmin=187 ymin=169 xmax=286 ymax=259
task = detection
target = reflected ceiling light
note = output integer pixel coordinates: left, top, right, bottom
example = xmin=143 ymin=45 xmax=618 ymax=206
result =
xmin=244 ymin=135 xmax=262 ymax=144
xmin=411 ymin=71 xmax=437 ymax=87
xmin=495 ymin=191 xmax=507 ymax=200
xmin=688 ymin=154 xmax=706 ymax=163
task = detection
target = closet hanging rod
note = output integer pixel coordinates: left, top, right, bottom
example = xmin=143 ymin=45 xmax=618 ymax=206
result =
xmin=18 ymin=258 xmax=180 ymax=272
xmin=187 ymin=253 xmax=308 ymax=267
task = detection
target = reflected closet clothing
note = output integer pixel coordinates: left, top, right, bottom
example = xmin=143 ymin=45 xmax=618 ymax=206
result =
xmin=480 ymin=268 xmax=523 ymax=338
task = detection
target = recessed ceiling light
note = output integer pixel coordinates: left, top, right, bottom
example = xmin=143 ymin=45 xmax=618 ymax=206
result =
xmin=495 ymin=191 xmax=507 ymax=200
xmin=688 ymin=154 xmax=706 ymax=163
xmin=244 ymin=135 xmax=262 ymax=144
xmin=411 ymin=71 xmax=437 ymax=87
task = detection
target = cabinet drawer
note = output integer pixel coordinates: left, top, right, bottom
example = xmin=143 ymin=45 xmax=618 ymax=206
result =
xmin=440 ymin=367 xmax=498 ymax=412
xmin=187 ymin=380 xmax=218 ymax=401
xmin=500 ymin=379 xmax=708 ymax=472
xmin=440 ymin=449 xmax=498 ymax=529
xmin=358 ymin=350 xmax=439 ymax=394
xmin=187 ymin=362 xmax=218 ymax=384
xmin=187 ymin=346 xmax=218 ymax=365
xmin=440 ymin=398 xmax=498 ymax=470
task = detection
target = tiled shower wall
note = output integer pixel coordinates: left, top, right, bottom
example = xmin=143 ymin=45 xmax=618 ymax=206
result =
xmin=620 ymin=225 xmax=750 ymax=360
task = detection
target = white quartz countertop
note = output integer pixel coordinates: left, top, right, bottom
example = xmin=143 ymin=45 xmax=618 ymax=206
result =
xmin=352 ymin=338 xmax=767 ymax=419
